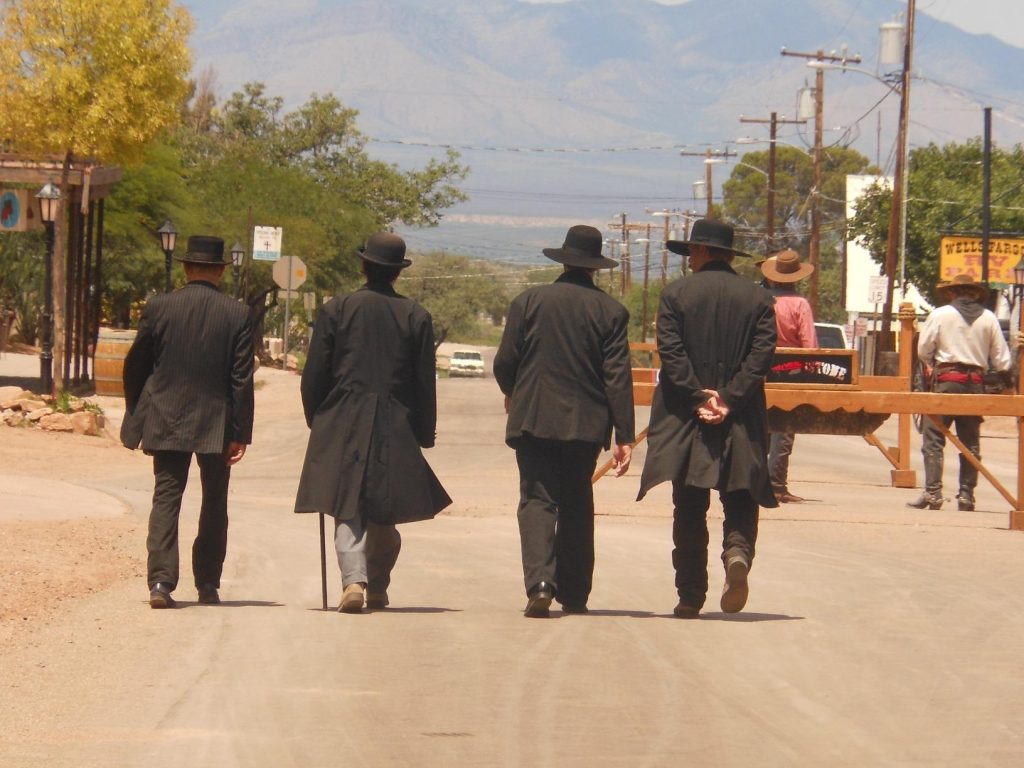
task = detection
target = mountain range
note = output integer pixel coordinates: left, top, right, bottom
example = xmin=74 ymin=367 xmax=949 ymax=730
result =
xmin=182 ymin=0 xmax=1024 ymax=262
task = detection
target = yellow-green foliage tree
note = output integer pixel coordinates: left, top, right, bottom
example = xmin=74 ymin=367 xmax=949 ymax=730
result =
xmin=0 ymin=0 xmax=192 ymax=388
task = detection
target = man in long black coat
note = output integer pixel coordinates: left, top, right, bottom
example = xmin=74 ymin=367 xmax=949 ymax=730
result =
xmin=121 ymin=236 xmax=255 ymax=609
xmin=294 ymin=233 xmax=451 ymax=613
xmin=494 ymin=225 xmax=635 ymax=618
xmin=637 ymin=220 xmax=777 ymax=618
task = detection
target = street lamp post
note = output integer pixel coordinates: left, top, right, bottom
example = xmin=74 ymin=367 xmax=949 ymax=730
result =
xmin=157 ymin=220 xmax=178 ymax=293
xmin=1013 ymin=257 xmax=1024 ymax=334
xmin=35 ymin=182 xmax=61 ymax=395
xmin=230 ymin=241 xmax=245 ymax=300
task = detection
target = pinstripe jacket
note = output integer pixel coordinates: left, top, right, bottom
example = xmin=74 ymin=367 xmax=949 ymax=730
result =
xmin=120 ymin=281 xmax=255 ymax=454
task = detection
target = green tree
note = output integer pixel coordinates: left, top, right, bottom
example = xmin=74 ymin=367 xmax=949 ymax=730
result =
xmin=849 ymin=140 xmax=1024 ymax=302
xmin=176 ymin=82 xmax=469 ymax=303
xmin=722 ymin=145 xmax=877 ymax=322
xmin=400 ymin=252 xmax=513 ymax=348
xmin=0 ymin=0 xmax=192 ymax=386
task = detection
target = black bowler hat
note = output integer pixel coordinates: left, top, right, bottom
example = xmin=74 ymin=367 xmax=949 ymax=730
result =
xmin=176 ymin=235 xmax=227 ymax=264
xmin=359 ymin=232 xmax=412 ymax=268
xmin=543 ymin=225 xmax=618 ymax=269
xmin=666 ymin=219 xmax=752 ymax=259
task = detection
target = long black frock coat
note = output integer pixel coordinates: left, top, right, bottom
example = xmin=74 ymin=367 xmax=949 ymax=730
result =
xmin=493 ymin=270 xmax=635 ymax=450
xmin=637 ymin=260 xmax=778 ymax=507
xmin=120 ymin=281 xmax=255 ymax=454
xmin=294 ymin=282 xmax=451 ymax=524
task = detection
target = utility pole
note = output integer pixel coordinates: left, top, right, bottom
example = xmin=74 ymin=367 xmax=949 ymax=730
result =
xmin=877 ymin=0 xmax=915 ymax=351
xmin=680 ymin=148 xmax=735 ymax=218
xmin=647 ymin=208 xmax=686 ymax=285
xmin=607 ymin=218 xmax=654 ymax=297
xmin=739 ymin=113 xmax=807 ymax=254
xmin=781 ymin=46 xmax=862 ymax=315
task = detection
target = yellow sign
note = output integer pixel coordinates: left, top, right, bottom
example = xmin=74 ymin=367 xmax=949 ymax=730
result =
xmin=939 ymin=236 xmax=1024 ymax=285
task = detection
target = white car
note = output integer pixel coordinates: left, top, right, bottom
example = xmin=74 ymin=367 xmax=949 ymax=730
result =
xmin=814 ymin=323 xmax=850 ymax=349
xmin=449 ymin=349 xmax=485 ymax=377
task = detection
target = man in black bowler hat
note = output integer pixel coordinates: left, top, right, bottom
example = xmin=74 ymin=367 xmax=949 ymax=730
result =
xmin=637 ymin=219 xmax=777 ymax=618
xmin=494 ymin=224 xmax=635 ymax=618
xmin=295 ymin=232 xmax=451 ymax=613
xmin=121 ymin=235 xmax=255 ymax=609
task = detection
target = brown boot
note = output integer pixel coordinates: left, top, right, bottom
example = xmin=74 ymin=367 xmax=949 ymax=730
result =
xmin=720 ymin=555 xmax=750 ymax=614
xmin=339 ymin=582 xmax=365 ymax=613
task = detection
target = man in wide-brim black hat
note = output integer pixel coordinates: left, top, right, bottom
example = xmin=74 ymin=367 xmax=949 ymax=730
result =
xmin=121 ymin=235 xmax=255 ymax=609
xmin=638 ymin=218 xmax=777 ymax=619
xmin=494 ymin=224 xmax=635 ymax=618
xmin=294 ymin=231 xmax=451 ymax=613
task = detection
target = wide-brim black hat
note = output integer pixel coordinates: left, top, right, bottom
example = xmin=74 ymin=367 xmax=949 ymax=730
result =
xmin=359 ymin=232 xmax=412 ymax=268
xmin=543 ymin=225 xmax=618 ymax=269
xmin=176 ymin=235 xmax=228 ymax=264
xmin=666 ymin=219 xmax=752 ymax=259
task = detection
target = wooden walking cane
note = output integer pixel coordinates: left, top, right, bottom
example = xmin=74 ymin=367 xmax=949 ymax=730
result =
xmin=319 ymin=513 xmax=328 ymax=610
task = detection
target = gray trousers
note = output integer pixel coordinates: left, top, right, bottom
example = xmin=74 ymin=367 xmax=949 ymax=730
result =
xmin=768 ymin=431 xmax=796 ymax=492
xmin=921 ymin=379 xmax=981 ymax=499
xmin=334 ymin=515 xmax=401 ymax=593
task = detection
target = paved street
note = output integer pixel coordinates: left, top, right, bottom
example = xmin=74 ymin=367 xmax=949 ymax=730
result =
xmin=1 ymin=351 xmax=1023 ymax=766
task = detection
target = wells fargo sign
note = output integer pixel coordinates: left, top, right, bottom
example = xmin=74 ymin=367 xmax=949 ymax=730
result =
xmin=939 ymin=236 xmax=1024 ymax=284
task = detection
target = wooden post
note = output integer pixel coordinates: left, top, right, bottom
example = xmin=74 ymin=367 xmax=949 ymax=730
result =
xmin=891 ymin=302 xmax=917 ymax=487
xmin=1013 ymin=320 xmax=1024 ymax=530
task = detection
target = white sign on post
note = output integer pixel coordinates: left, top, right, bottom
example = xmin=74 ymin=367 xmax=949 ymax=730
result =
xmin=272 ymin=255 xmax=306 ymax=289
xmin=271 ymin=255 xmax=307 ymax=365
xmin=867 ymin=275 xmax=888 ymax=305
xmin=253 ymin=226 xmax=283 ymax=261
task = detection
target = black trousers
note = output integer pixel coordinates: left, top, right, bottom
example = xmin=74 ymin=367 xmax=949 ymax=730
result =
xmin=671 ymin=484 xmax=759 ymax=609
xmin=147 ymin=451 xmax=231 ymax=590
xmin=515 ymin=438 xmax=601 ymax=606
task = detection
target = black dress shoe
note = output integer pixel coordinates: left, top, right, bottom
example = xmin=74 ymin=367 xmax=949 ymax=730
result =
xmin=149 ymin=583 xmax=176 ymax=609
xmin=561 ymin=603 xmax=588 ymax=615
xmin=524 ymin=582 xmax=554 ymax=618
xmin=673 ymin=602 xmax=700 ymax=619
xmin=197 ymin=584 xmax=220 ymax=605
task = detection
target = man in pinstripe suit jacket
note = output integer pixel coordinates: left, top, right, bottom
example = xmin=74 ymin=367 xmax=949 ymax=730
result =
xmin=121 ymin=235 xmax=255 ymax=609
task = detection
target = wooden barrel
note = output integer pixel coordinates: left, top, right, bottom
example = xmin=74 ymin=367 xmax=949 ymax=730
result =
xmin=94 ymin=328 xmax=136 ymax=396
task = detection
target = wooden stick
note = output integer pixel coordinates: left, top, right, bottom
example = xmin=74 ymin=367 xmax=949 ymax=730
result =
xmin=925 ymin=414 xmax=1017 ymax=509
xmin=319 ymin=513 xmax=328 ymax=611
xmin=592 ymin=427 xmax=649 ymax=484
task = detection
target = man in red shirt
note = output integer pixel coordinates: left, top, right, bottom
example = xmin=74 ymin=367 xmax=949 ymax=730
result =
xmin=761 ymin=250 xmax=816 ymax=503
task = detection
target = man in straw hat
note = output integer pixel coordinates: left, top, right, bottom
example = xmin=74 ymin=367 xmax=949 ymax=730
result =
xmin=637 ymin=219 xmax=777 ymax=618
xmin=494 ymin=225 xmax=635 ymax=618
xmin=760 ymin=249 xmax=817 ymax=504
xmin=907 ymin=273 xmax=1010 ymax=511
xmin=295 ymin=232 xmax=451 ymax=612
xmin=121 ymin=235 xmax=255 ymax=609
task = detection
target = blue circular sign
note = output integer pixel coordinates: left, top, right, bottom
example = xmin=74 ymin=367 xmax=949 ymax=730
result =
xmin=0 ymin=191 xmax=20 ymax=229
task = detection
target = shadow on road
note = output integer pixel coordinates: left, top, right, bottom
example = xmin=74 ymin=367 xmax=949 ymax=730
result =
xmin=691 ymin=612 xmax=804 ymax=622
xmin=307 ymin=606 xmax=464 ymax=614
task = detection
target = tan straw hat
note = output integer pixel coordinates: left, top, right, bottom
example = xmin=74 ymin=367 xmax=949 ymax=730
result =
xmin=759 ymin=249 xmax=814 ymax=283
xmin=936 ymin=273 xmax=989 ymax=302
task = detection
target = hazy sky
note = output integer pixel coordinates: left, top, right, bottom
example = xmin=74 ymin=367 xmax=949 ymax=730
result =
xmin=523 ymin=0 xmax=1024 ymax=50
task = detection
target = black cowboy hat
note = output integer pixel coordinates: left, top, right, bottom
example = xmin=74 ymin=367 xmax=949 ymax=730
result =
xmin=176 ymin=235 xmax=228 ymax=265
xmin=666 ymin=219 xmax=752 ymax=259
xmin=359 ymin=232 xmax=412 ymax=268
xmin=543 ymin=225 xmax=618 ymax=269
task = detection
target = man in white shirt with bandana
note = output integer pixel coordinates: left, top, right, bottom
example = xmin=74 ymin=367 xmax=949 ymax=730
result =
xmin=908 ymin=274 xmax=1011 ymax=511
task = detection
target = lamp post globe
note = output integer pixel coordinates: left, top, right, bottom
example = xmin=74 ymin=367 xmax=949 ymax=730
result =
xmin=35 ymin=182 xmax=61 ymax=394
xmin=157 ymin=219 xmax=178 ymax=293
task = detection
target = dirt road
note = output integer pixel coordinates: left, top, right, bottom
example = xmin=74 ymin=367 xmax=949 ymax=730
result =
xmin=2 ymin=359 xmax=1023 ymax=766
